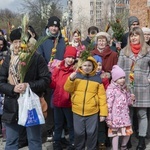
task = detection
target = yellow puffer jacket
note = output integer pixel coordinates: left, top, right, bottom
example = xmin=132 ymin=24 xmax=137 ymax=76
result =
xmin=64 ymin=56 xmax=108 ymax=116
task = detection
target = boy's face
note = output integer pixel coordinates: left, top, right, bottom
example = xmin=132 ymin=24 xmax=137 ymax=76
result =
xmin=97 ymin=62 xmax=102 ymax=73
xmin=12 ymin=39 xmax=21 ymax=52
xmin=89 ymin=30 xmax=97 ymax=40
xmin=81 ymin=61 xmax=93 ymax=74
xmin=48 ymin=25 xmax=59 ymax=35
xmin=64 ymin=57 xmax=75 ymax=67
xmin=130 ymin=21 xmax=139 ymax=30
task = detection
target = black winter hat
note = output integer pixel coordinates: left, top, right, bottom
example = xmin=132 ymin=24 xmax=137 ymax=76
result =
xmin=10 ymin=28 xmax=21 ymax=42
xmin=128 ymin=16 xmax=139 ymax=28
xmin=47 ymin=16 xmax=60 ymax=28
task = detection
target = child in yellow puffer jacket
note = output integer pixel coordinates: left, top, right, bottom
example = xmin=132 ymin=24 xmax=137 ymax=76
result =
xmin=64 ymin=56 xmax=108 ymax=150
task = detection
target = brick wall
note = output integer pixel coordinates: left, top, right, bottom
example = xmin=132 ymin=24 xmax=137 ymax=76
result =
xmin=130 ymin=0 xmax=150 ymax=27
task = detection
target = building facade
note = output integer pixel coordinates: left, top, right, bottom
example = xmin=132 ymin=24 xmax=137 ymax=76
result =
xmin=66 ymin=0 xmax=129 ymax=38
xmin=130 ymin=0 xmax=150 ymax=27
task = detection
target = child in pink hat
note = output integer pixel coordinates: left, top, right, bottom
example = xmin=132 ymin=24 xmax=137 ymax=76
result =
xmin=106 ymin=65 xmax=135 ymax=150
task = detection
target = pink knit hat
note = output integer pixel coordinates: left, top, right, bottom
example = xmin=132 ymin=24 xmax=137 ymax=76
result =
xmin=111 ymin=65 xmax=125 ymax=81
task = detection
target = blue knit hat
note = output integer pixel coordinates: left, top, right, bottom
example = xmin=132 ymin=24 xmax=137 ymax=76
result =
xmin=93 ymin=55 xmax=102 ymax=63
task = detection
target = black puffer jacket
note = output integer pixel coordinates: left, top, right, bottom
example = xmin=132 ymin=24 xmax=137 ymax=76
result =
xmin=0 ymin=52 xmax=50 ymax=123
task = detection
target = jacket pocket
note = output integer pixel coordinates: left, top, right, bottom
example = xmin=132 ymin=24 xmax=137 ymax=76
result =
xmin=2 ymin=112 xmax=18 ymax=123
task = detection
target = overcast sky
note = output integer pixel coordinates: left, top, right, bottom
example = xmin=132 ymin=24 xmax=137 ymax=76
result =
xmin=0 ymin=0 xmax=22 ymax=12
xmin=0 ymin=0 xmax=67 ymax=12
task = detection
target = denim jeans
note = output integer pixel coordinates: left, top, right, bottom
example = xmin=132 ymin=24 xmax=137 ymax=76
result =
xmin=98 ymin=121 xmax=106 ymax=144
xmin=53 ymin=107 xmax=74 ymax=145
xmin=5 ymin=123 xmax=42 ymax=150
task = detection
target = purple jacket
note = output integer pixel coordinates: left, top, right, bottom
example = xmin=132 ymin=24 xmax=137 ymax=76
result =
xmin=106 ymin=81 xmax=132 ymax=128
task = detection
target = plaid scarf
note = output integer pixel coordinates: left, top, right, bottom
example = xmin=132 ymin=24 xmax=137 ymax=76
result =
xmin=8 ymin=53 xmax=20 ymax=85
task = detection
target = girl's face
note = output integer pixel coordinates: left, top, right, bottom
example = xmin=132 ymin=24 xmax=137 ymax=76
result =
xmin=97 ymin=62 xmax=102 ymax=73
xmin=130 ymin=33 xmax=140 ymax=45
xmin=81 ymin=61 xmax=93 ymax=74
xmin=115 ymin=77 xmax=125 ymax=86
xmin=12 ymin=39 xmax=21 ymax=53
xmin=0 ymin=40 xmax=4 ymax=51
xmin=97 ymin=38 xmax=107 ymax=49
xmin=64 ymin=57 xmax=75 ymax=67
xmin=73 ymin=33 xmax=80 ymax=42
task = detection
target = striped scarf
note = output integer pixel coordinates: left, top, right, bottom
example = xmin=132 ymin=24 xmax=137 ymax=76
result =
xmin=8 ymin=53 xmax=20 ymax=85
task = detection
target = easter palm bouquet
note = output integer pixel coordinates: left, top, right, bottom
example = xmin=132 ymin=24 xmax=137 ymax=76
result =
xmin=18 ymin=14 xmax=48 ymax=83
xmin=129 ymin=63 xmax=135 ymax=93
xmin=75 ymin=38 xmax=95 ymax=70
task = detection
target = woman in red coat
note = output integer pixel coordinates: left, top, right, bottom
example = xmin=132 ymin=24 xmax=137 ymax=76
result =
xmin=91 ymin=32 xmax=118 ymax=72
xmin=91 ymin=32 xmax=118 ymax=149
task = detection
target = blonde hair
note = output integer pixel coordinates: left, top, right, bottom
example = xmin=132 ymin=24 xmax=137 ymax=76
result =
xmin=124 ymin=27 xmax=149 ymax=56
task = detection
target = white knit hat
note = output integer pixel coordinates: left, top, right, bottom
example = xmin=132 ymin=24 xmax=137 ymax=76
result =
xmin=142 ymin=27 xmax=150 ymax=34
xmin=95 ymin=32 xmax=111 ymax=43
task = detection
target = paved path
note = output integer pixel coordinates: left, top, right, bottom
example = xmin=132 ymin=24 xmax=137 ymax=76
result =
xmin=0 ymin=135 xmax=149 ymax=150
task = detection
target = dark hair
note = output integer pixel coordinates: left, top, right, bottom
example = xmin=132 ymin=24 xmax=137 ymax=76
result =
xmin=73 ymin=29 xmax=81 ymax=36
xmin=88 ymin=26 xmax=99 ymax=34
xmin=0 ymin=36 xmax=8 ymax=50
xmin=27 ymin=25 xmax=38 ymax=41
xmin=10 ymin=28 xmax=22 ymax=42
xmin=0 ymin=29 xmax=4 ymax=36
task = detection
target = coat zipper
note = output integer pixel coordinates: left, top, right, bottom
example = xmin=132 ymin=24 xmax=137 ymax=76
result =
xmin=82 ymin=78 xmax=89 ymax=115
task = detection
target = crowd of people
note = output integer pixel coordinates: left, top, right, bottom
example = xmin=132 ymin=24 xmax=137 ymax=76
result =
xmin=0 ymin=15 xmax=149 ymax=150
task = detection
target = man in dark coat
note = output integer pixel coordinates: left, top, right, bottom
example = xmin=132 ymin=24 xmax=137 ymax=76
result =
xmin=121 ymin=16 xmax=140 ymax=49
xmin=0 ymin=28 xmax=50 ymax=150
xmin=37 ymin=16 xmax=66 ymax=142
xmin=82 ymin=26 xmax=99 ymax=49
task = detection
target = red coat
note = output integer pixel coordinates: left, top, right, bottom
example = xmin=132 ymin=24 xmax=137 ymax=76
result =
xmin=50 ymin=60 xmax=74 ymax=107
xmin=102 ymin=78 xmax=110 ymax=90
xmin=91 ymin=46 xmax=118 ymax=72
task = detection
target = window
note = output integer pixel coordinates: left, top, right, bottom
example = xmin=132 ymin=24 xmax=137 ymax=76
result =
xmin=90 ymin=2 xmax=94 ymax=6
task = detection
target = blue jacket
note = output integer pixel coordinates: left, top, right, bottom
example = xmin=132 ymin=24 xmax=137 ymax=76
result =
xmin=37 ymin=32 xmax=66 ymax=64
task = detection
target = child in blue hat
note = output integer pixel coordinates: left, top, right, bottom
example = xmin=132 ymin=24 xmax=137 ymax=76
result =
xmin=93 ymin=55 xmax=111 ymax=149
xmin=93 ymin=55 xmax=110 ymax=89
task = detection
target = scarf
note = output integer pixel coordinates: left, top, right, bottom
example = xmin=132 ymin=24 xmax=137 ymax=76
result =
xmin=130 ymin=43 xmax=141 ymax=56
xmin=8 ymin=52 xmax=20 ymax=85
xmin=72 ymin=40 xmax=79 ymax=47
xmin=46 ymin=28 xmax=60 ymax=38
